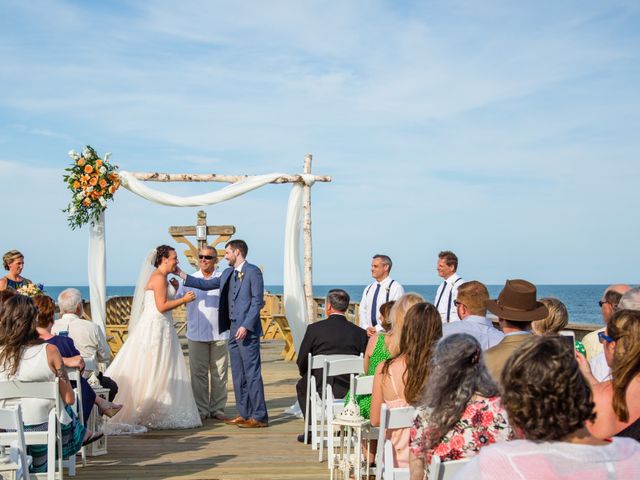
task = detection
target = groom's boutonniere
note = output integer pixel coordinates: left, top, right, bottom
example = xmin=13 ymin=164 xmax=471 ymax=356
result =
xmin=237 ymin=271 xmax=245 ymax=281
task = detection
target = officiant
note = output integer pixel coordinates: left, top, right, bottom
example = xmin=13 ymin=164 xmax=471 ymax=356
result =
xmin=176 ymin=246 xmax=229 ymax=422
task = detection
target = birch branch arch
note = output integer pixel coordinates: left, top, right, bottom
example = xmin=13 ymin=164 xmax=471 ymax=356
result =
xmin=88 ymin=154 xmax=330 ymax=355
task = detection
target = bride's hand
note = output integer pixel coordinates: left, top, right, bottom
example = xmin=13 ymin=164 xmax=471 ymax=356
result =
xmin=169 ymin=278 xmax=179 ymax=290
xmin=183 ymin=291 xmax=196 ymax=304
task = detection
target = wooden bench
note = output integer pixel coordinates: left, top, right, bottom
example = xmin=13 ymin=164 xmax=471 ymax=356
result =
xmin=272 ymin=314 xmax=296 ymax=361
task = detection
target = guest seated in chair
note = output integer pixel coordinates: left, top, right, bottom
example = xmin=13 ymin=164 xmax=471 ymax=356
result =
xmin=409 ymin=334 xmax=513 ymax=480
xmin=371 ymin=301 xmax=442 ymax=468
xmin=454 ymin=336 xmax=640 ymax=479
xmin=33 ymin=295 xmax=122 ymax=422
xmin=53 ymin=288 xmax=118 ymax=401
xmin=578 ymin=309 xmax=640 ymax=441
xmin=0 ymin=295 xmax=103 ymax=473
xmin=295 ymin=289 xmax=368 ymax=443
xmin=348 ymin=294 xmax=422 ymax=421
xmin=0 ymin=288 xmax=17 ymax=311
xmin=532 ymin=297 xmax=586 ymax=355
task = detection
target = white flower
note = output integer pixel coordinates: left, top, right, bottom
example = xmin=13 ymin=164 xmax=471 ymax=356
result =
xmin=86 ymin=186 xmax=94 ymax=193
xmin=68 ymin=149 xmax=80 ymax=160
xmin=99 ymin=166 xmax=107 ymax=174
xmin=104 ymin=152 xmax=111 ymax=162
xmin=99 ymin=197 xmax=107 ymax=207
xmin=82 ymin=147 xmax=91 ymax=158
xmin=76 ymin=192 xmax=85 ymax=200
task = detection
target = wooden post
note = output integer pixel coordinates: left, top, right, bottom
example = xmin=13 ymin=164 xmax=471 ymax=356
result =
xmin=303 ymin=154 xmax=314 ymax=324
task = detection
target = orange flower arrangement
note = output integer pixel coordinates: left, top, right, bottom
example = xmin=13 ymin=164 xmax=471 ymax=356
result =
xmin=63 ymin=145 xmax=120 ymax=229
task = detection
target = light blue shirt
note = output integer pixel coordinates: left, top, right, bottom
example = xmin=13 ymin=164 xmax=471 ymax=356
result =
xmin=442 ymin=315 xmax=504 ymax=350
xmin=176 ymin=269 xmax=228 ymax=342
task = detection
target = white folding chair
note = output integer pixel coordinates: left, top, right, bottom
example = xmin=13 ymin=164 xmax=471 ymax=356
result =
xmin=304 ymin=353 xmax=361 ymax=448
xmin=326 ymin=373 xmax=377 ymax=470
xmin=353 ymin=374 xmax=374 ymax=397
xmin=66 ymin=367 xmax=87 ymax=471
xmin=375 ymin=404 xmax=415 ymax=480
xmin=354 ymin=375 xmax=379 ymax=471
xmin=319 ymin=356 xmax=364 ymax=462
xmin=0 ymin=404 xmax=31 ymax=480
xmin=0 ymin=379 xmax=64 ymax=480
xmin=428 ymin=456 xmax=471 ymax=479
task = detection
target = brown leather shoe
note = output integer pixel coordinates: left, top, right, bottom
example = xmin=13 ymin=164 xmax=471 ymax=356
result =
xmin=237 ymin=418 xmax=268 ymax=428
xmin=223 ymin=416 xmax=246 ymax=425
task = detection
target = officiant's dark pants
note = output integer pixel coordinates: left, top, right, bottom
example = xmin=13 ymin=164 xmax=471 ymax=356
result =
xmin=228 ymin=323 xmax=268 ymax=422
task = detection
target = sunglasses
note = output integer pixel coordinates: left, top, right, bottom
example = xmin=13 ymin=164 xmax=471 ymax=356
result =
xmin=598 ymin=300 xmax=609 ymax=308
xmin=198 ymin=255 xmax=215 ymax=260
xmin=597 ymin=331 xmax=615 ymax=344
xmin=453 ymin=300 xmax=465 ymax=308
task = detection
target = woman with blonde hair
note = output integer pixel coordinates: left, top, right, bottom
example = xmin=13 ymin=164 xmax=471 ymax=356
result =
xmin=0 ymin=250 xmax=31 ymax=291
xmin=348 ymin=294 xmax=424 ymax=419
xmin=582 ymin=309 xmax=640 ymax=440
xmin=533 ymin=297 xmax=586 ymax=355
xmin=371 ymin=302 xmax=443 ymax=468
xmin=385 ymin=293 xmax=425 ymax=357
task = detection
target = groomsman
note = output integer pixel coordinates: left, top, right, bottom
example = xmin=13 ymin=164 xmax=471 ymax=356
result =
xmin=433 ymin=250 xmax=464 ymax=323
xmin=359 ymin=254 xmax=404 ymax=336
xmin=177 ymin=239 xmax=268 ymax=428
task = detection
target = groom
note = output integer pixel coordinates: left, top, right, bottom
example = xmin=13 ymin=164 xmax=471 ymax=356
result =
xmin=176 ymin=239 xmax=268 ymax=428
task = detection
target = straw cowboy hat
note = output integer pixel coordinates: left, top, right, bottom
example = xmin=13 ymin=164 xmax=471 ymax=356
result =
xmin=486 ymin=279 xmax=548 ymax=322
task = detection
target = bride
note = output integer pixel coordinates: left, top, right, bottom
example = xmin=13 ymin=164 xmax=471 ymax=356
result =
xmin=105 ymin=245 xmax=202 ymax=432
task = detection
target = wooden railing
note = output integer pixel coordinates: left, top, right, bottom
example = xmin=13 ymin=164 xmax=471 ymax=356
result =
xmin=100 ymin=293 xmax=598 ymax=361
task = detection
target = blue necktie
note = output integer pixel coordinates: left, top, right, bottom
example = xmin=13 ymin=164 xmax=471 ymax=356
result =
xmin=371 ymin=283 xmax=381 ymax=327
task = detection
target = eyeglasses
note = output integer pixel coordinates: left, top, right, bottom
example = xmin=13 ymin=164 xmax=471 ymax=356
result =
xmin=198 ymin=255 xmax=215 ymax=260
xmin=453 ymin=300 xmax=465 ymax=308
xmin=597 ymin=331 xmax=615 ymax=344
xmin=598 ymin=300 xmax=609 ymax=308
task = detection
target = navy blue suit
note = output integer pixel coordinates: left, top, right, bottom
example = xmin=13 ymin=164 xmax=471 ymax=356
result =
xmin=184 ymin=262 xmax=268 ymax=422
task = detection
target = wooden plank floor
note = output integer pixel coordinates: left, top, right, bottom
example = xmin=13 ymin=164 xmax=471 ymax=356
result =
xmin=76 ymin=339 xmax=327 ymax=480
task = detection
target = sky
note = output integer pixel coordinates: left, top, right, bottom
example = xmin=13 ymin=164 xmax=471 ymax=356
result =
xmin=0 ymin=0 xmax=639 ymax=286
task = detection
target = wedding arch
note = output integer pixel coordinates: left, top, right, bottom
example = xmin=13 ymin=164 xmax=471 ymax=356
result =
xmin=82 ymin=154 xmax=330 ymax=355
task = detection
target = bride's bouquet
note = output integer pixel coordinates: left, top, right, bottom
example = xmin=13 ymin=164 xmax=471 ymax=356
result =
xmin=63 ymin=145 xmax=120 ymax=229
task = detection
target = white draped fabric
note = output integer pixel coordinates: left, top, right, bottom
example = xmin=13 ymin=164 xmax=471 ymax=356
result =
xmin=88 ymin=212 xmax=109 ymax=356
xmin=87 ymin=170 xmax=310 ymax=352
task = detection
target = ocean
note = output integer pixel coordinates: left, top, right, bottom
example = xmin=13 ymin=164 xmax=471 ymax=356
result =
xmin=44 ymin=284 xmax=607 ymax=326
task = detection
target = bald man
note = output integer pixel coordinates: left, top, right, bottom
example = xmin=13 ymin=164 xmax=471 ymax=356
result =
xmin=582 ymin=284 xmax=631 ymax=361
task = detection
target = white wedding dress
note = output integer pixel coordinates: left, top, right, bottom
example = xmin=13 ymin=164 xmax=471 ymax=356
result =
xmin=105 ymin=284 xmax=201 ymax=433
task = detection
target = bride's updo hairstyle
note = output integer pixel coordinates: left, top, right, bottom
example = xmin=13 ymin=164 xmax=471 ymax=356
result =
xmin=154 ymin=245 xmax=175 ymax=267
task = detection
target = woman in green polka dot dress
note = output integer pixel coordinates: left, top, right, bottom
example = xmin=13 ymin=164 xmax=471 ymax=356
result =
xmin=345 ymin=301 xmax=394 ymax=417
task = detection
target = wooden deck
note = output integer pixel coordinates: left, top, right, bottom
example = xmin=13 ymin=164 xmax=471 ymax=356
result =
xmin=75 ymin=339 xmax=327 ymax=480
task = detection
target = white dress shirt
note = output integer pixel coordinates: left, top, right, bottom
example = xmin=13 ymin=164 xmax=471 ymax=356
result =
xmin=359 ymin=276 xmax=405 ymax=331
xmin=434 ymin=273 xmax=464 ymax=323
xmin=589 ymin=351 xmax=611 ymax=382
xmin=177 ymin=269 xmax=229 ymax=342
xmin=442 ymin=315 xmax=504 ymax=350
xmin=52 ymin=313 xmax=110 ymax=364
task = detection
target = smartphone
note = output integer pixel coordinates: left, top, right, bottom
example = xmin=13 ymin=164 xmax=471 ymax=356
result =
xmin=559 ymin=330 xmax=576 ymax=350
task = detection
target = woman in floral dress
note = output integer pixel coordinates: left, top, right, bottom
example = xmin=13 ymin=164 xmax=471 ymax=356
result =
xmin=409 ymin=333 xmax=513 ymax=479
